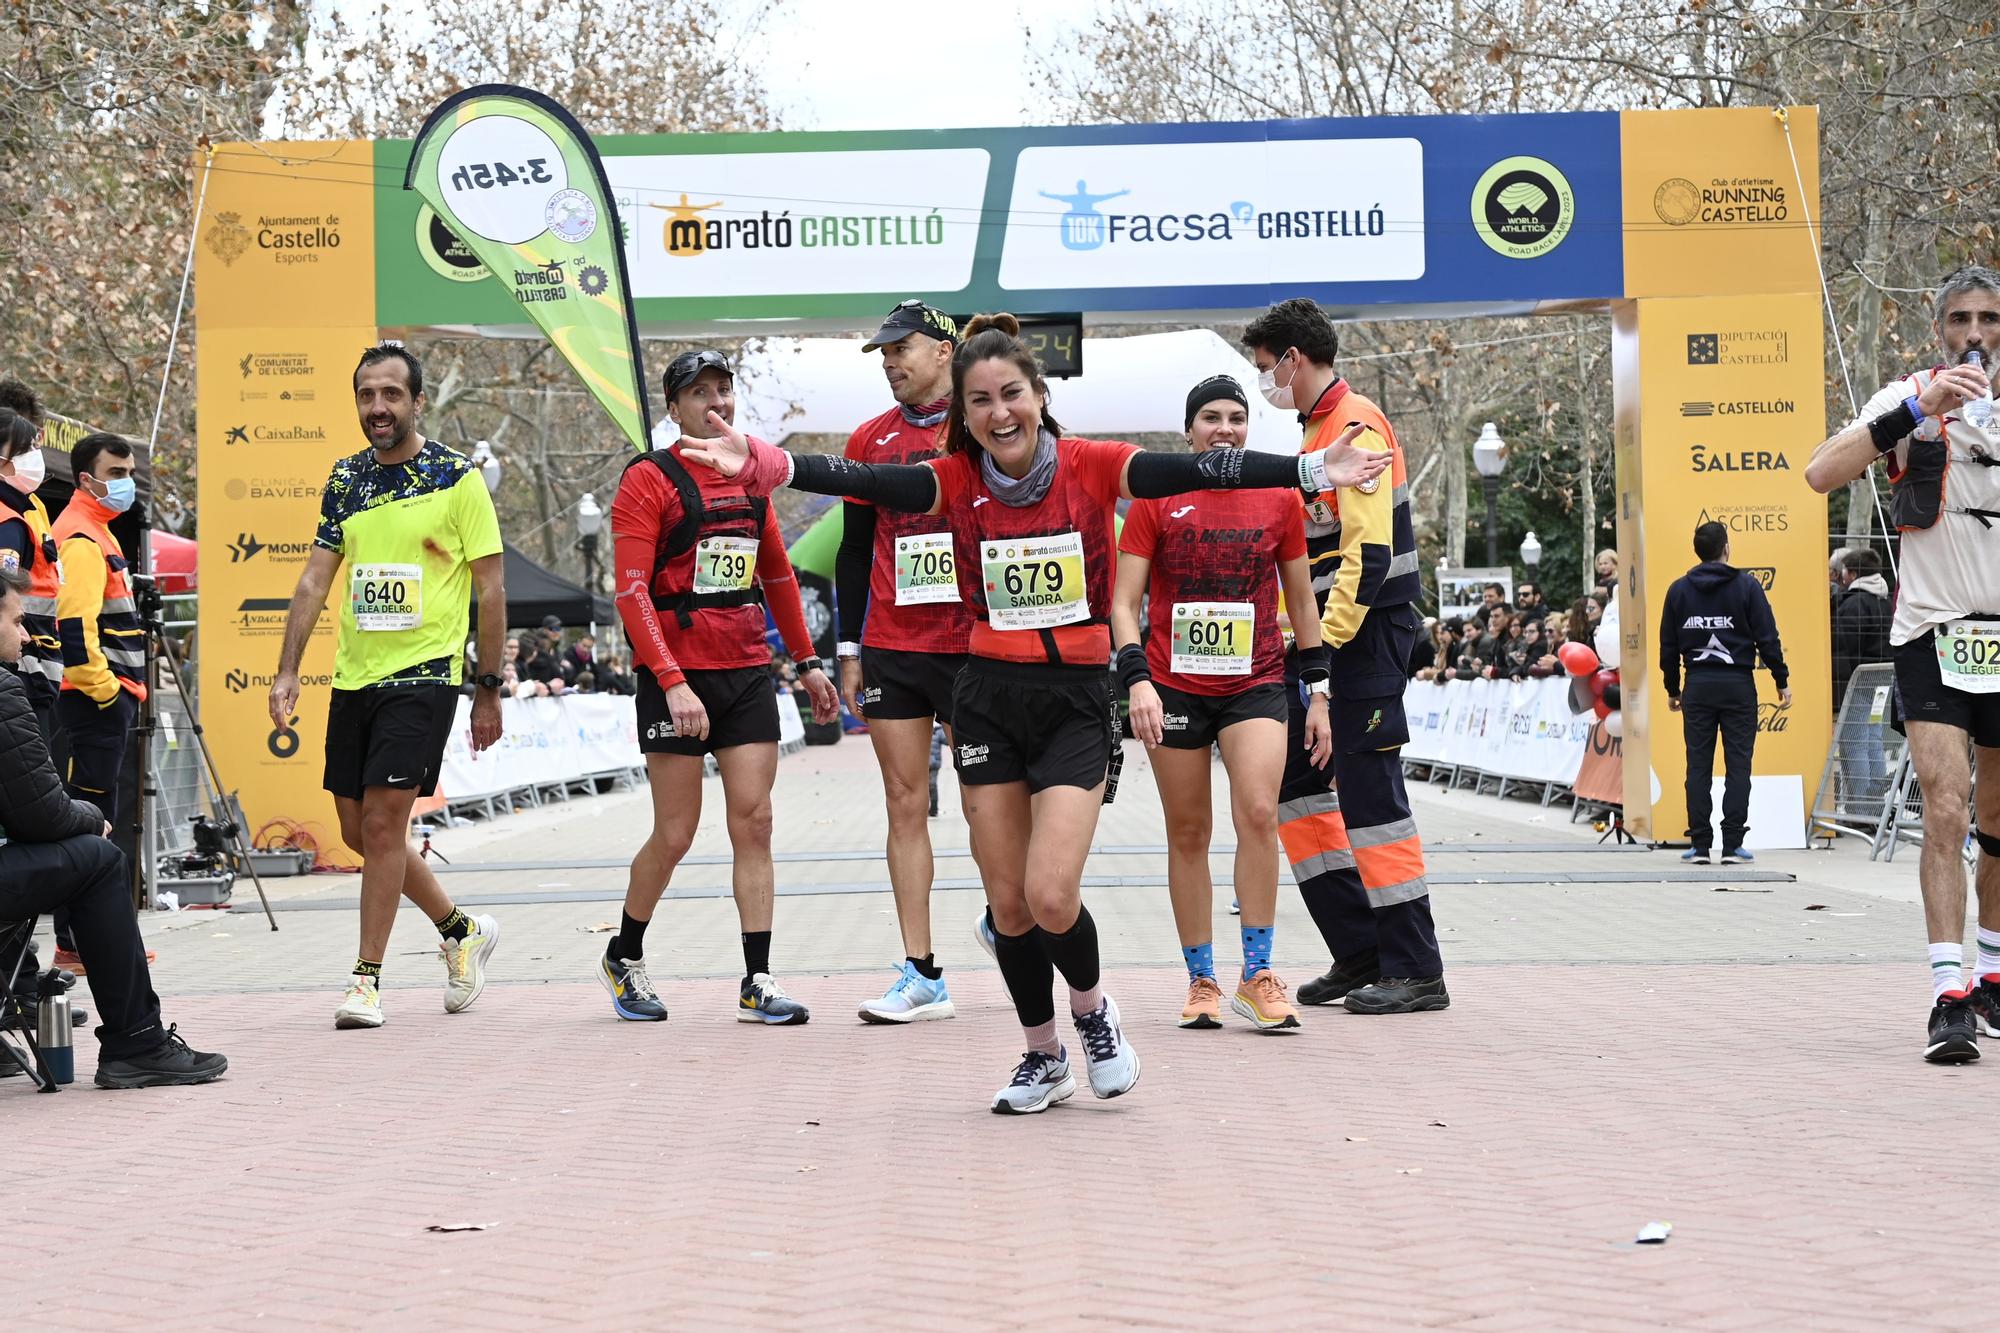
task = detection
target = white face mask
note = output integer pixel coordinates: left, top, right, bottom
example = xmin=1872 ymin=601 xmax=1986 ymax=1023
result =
xmin=4 ymin=448 xmax=45 ymax=494
xmin=1257 ymin=350 xmax=1296 ymax=410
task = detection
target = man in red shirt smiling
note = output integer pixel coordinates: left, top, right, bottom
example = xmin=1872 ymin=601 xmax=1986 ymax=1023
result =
xmin=603 ymin=349 xmax=838 ymax=1026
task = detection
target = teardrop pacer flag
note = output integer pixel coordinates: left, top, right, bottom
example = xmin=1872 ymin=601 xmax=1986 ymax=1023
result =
xmin=405 ymin=85 xmax=651 ymax=451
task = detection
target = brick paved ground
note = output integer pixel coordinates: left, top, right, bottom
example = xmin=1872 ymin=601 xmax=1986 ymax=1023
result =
xmin=9 ymin=735 xmax=1986 ymax=1329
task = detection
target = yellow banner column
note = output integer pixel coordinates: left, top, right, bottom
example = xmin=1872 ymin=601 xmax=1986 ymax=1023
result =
xmin=1614 ymin=106 xmax=1828 ymax=844
xmin=1613 ymin=297 xmax=1830 ymax=842
xmin=194 ymin=143 xmax=378 ymax=864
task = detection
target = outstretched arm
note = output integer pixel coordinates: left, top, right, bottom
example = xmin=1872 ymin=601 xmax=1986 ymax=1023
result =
xmin=1118 ymin=424 xmax=1383 ymax=500
xmin=679 ymin=410 xmax=945 ymax=514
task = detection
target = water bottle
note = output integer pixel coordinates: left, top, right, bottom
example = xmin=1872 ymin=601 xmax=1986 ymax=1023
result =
xmin=1966 ymin=349 xmax=1994 ymax=429
xmin=36 ymin=970 xmax=74 ymax=1085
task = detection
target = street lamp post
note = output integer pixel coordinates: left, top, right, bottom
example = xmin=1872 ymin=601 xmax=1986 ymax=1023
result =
xmin=472 ymin=439 xmax=501 ymax=496
xmin=1519 ymin=530 xmax=1542 ymax=576
xmin=1472 ymin=422 xmax=1507 ymax=567
xmin=575 ymin=492 xmax=603 ymax=592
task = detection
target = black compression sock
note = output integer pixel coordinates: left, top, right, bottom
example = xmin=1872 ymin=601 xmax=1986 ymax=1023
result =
xmin=910 ymin=953 xmax=943 ymax=980
xmin=433 ymin=907 xmax=471 ymax=942
xmin=1036 ymin=904 xmax=1102 ymax=993
xmin=613 ymin=911 xmax=649 ymax=962
xmin=742 ymin=930 xmax=772 ymax=980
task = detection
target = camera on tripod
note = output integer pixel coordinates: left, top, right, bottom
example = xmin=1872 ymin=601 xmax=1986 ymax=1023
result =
xmin=128 ymin=571 xmax=164 ymax=629
xmin=159 ymin=815 xmax=241 ymax=903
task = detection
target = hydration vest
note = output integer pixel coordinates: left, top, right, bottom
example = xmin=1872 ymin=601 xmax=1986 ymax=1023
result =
xmin=625 ymin=447 xmax=770 ymax=629
xmin=0 ymin=492 xmax=62 ymax=691
xmin=1888 ymin=369 xmax=2000 ymax=533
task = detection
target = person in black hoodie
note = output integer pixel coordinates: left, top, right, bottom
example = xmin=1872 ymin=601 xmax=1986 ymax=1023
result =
xmin=1660 ymin=521 xmax=1793 ymax=864
xmin=0 ymin=569 xmax=227 ymax=1087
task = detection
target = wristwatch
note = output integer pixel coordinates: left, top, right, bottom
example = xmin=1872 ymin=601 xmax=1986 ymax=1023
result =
xmin=798 ymin=656 xmax=825 ymax=676
xmin=836 ymin=641 xmax=862 ymax=661
xmin=475 ymin=672 xmax=504 ymax=690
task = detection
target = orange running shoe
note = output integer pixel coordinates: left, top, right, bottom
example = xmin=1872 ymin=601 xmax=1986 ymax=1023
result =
xmin=1179 ymin=975 xmax=1224 ymax=1029
xmin=1231 ymin=969 xmax=1301 ymax=1031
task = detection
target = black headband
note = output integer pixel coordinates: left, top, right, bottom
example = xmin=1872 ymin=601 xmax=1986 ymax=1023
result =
xmin=1185 ymin=374 xmax=1248 ymax=429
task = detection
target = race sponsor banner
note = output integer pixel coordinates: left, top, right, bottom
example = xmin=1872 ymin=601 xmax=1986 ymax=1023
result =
xmin=405 ymin=86 xmax=652 ymax=451
xmin=1401 ymin=676 xmax=1588 ymax=786
xmin=1612 ymin=288 xmax=1828 ymax=839
xmin=438 ymin=693 xmax=639 ymax=800
xmin=1573 ymin=720 xmax=1625 ymax=805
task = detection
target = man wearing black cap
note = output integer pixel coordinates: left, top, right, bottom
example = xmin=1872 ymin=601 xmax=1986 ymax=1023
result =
xmin=836 ymin=300 xmax=980 ymax=1024
xmin=603 ymin=349 xmax=837 ymax=1025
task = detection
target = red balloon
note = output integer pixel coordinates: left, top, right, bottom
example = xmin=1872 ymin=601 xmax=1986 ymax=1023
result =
xmin=1558 ymin=642 xmax=1600 ymax=677
xmin=1593 ymin=695 xmax=1614 ymax=720
xmin=1593 ymin=668 xmax=1618 ymax=697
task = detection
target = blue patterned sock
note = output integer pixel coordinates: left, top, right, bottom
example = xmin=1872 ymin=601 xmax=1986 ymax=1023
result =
xmin=1241 ymin=925 xmax=1274 ymax=981
xmin=1182 ymin=940 xmax=1215 ymax=981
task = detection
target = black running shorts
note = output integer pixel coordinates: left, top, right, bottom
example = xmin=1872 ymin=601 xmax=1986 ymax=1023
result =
xmin=861 ymin=647 xmax=966 ymax=723
xmin=323 ymin=684 xmax=459 ymax=800
xmin=950 ymin=658 xmax=1113 ymax=793
xmin=637 ymin=666 xmax=781 ymax=756
xmin=1893 ymin=628 xmax=2000 ymax=748
xmin=1152 ymin=680 xmax=1289 ymax=751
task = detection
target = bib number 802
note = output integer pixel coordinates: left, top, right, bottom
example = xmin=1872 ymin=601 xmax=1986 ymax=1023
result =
xmin=1951 ymin=635 xmax=2000 ymax=668
xmin=1003 ymin=561 xmax=1064 ymax=597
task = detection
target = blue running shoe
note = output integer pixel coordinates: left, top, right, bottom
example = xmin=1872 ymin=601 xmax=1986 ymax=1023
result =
xmin=738 ymin=973 xmax=810 ymax=1025
xmin=973 ymin=908 xmax=998 ymax=962
xmin=1721 ymin=847 xmax=1755 ymax=865
xmin=1681 ymin=847 xmax=1711 ymax=865
xmin=598 ymin=945 xmax=667 ymax=1021
xmin=858 ymin=961 xmax=956 ymax=1024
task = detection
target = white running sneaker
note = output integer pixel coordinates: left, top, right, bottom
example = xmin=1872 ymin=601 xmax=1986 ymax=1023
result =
xmin=334 ymin=975 xmax=384 ymax=1030
xmin=857 ymin=961 xmax=956 ymax=1024
xmin=990 ymin=1049 xmax=1077 ymax=1115
xmin=1072 ymin=996 xmax=1140 ymax=1099
xmin=972 ymin=908 xmax=998 ymax=962
xmin=441 ymin=914 xmax=500 ymax=1013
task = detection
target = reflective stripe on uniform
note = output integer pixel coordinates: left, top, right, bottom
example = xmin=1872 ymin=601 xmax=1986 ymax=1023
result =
xmin=1278 ymin=790 xmax=1356 ymax=879
xmin=1363 ymin=874 xmax=1430 ymax=908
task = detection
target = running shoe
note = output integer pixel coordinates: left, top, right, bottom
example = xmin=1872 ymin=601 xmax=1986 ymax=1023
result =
xmin=972 ymin=908 xmax=998 ymax=962
xmin=1297 ymin=952 xmax=1380 ymax=1006
xmin=1681 ymin=847 xmax=1711 ymax=865
xmin=1344 ymin=976 xmax=1451 ymax=1014
xmin=858 ymin=961 xmax=955 ymax=1024
xmin=93 ymin=1025 xmax=228 ymax=1090
xmin=440 ymin=913 xmax=500 ymax=1014
xmin=1927 ymin=990 xmax=1981 ymax=1064
xmin=739 ymin=973 xmax=810 ymax=1025
xmin=1072 ymin=996 xmax=1140 ymax=1098
xmin=598 ymin=945 xmax=668 ymax=1022
xmin=1974 ymin=977 xmax=2000 ymax=1039
xmin=1720 ymin=847 xmax=1755 ymax=865
xmin=1229 ymin=897 xmax=1241 ymax=916
xmin=990 ymin=1048 xmax=1076 ymax=1115
xmin=1231 ymin=970 xmax=1301 ymax=1031
xmin=333 ymin=975 xmax=384 ymax=1030
xmin=1179 ymin=975 xmax=1223 ymax=1029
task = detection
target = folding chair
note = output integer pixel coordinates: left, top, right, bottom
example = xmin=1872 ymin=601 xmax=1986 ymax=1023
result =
xmin=0 ymin=917 xmax=59 ymax=1092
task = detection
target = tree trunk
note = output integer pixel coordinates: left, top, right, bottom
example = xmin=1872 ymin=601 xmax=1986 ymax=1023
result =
xmin=1845 ymin=206 xmax=1888 ymax=545
xmin=535 ymin=387 xmax=559 ymax=568
xmin=1444 ymin=393 xmax=1469 ymax=566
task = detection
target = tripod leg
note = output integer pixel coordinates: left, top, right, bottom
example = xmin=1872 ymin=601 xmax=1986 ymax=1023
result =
xmin=156 ymin=645 xmax=278 ymax=931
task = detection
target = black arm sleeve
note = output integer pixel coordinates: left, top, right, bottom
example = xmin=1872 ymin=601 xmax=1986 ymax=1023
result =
xmin=1124 ymin=447 xmax=1305 ymax=499
xmin=835 ymin=501 xmax=877 ymax=644
xmin=789 ymin=451 xmax=941 ymax=513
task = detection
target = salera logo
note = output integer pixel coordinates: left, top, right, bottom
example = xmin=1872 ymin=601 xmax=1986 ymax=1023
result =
xmin=1470 ymin=156 xmax=1575 ymax=260
xmin=1689 ymin=441 xmax=1789 ymax=473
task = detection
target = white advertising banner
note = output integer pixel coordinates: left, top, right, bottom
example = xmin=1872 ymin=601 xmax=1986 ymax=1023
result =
xmin=608 ymin=150 xmax=991 ymax=297
xmin=438 ymin=693 xmax=640 ymax=801
xmin=1401 ymin=676 xmax=1588 ymax=786
xmin=998 ymin=138 xmax=1425 ymax=290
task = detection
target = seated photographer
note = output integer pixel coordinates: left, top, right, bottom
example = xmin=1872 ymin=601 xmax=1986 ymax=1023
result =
xmin=0 ymin=569 xmax=226 ymax=1089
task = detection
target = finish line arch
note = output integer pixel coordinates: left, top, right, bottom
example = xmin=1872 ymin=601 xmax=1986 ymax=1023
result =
xmin=194 ymin=106 xmax=1826 ymax=856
